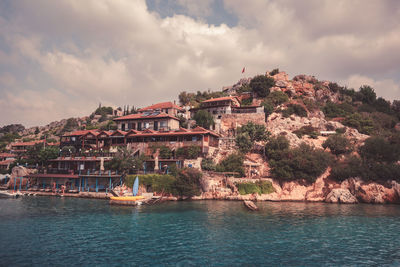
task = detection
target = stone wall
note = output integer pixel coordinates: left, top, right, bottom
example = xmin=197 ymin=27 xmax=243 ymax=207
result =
xmin=219 ymin=113 xmax=266 ymax=136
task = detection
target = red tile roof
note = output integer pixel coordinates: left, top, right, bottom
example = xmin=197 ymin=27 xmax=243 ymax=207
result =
xmin=0 ymin=159 xmax=15 ymax=165
xmin=111 ymin=130 xmax=128 ymax=136
xmin=126 ymin=127 xmax=219 ymax=137
xmin=138 ymin=101 xmax=183 ymax=112
xmin=202 ymin=96 xmax=238 ymax=103
xmin=25 ymin=173 xmax=79 ymax=179
xmin=114 ymin=112 xmax=179 ymax=121
xmin=11 ymin=140 xmax=44 ymax=147
xmin=64 ymin=130 xmax=100 ymax=137
xmin=0 ymin=153 xmax=16 ymax=158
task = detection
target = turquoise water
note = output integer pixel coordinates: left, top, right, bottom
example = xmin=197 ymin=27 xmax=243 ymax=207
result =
xmin=0 ymin=198 xmax=400 ymax=266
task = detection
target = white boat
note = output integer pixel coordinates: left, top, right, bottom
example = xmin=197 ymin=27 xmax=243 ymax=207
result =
xmin=0 ymin=190 xmax=19 ymax=198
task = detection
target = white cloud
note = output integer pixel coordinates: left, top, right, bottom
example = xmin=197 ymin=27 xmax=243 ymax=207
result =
xmin=0 ymin=0 xmax=400 ymax=127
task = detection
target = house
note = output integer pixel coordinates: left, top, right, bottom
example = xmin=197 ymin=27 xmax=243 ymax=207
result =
xmin=0 ymin=153 xmax=16 ymax=171
xmin=60 ymin=130 xmax=100 ymax=151
xmin=10 ymin=140 xmax=45 ymax=154
xmin=25 ymin=156 xmax=121 ymax=193
xmin=138 ymin=101 xmax=183 ymax=117
xmin=190 ymin=96 xmax=240 ymax=118
xmin=59 ymin=127 xmax=219 ymax=156
xmin=113 ymin=112 xmax=180 ymax=131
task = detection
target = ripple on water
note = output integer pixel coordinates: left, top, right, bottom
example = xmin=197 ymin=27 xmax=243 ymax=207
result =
xmin=0 ymin=198 xmax=400 ymax=266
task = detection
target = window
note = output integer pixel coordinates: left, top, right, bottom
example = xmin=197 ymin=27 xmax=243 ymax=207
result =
xmin=128 ymin=123 xmax=132 ymax=130
xmin=154 ymin=121 xmax=158 ymax=131
xmin=121 ymin=123 xmax=125 ymax=131
xmin=144 ymin=122 xmax=150 ymax=129
xmin=137 ymin=122 xmax=142 ymax=131
xmin=192 ymin=136 xmax=198 ymax=142
xmin=160 ymin=121 xmax=167 ymax=128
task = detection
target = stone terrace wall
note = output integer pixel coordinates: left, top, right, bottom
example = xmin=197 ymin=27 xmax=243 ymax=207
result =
xmin=219 ymin=113 xmax=266 ymax=136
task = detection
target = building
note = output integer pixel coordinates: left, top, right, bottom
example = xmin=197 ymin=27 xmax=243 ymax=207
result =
xmin=114 ymin=112 xmax=180 ymax=131
xmin=190 ymin=96 xmax=241 ymax=118
xmin=138 ymin=101 xmax=183 ymax=117
xmin=10 ymin=140 xmax=45 ymax=154
xmin=0 ymin=153 xmax=16 ymax=171
xmin=60 ymin=127 xmax=219 ymax=155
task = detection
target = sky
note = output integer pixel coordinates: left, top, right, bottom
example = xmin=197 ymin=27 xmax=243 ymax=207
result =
xmin=0 ymin=0 xmax=399 ymax=127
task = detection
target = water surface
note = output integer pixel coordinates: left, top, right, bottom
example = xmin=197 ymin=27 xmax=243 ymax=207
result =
xmin=0 ymin=197 xmax=399 ymax=266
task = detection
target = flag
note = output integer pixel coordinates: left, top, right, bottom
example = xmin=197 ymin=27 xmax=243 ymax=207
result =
xmin=242 ymin=67 xmax=245 ymax=73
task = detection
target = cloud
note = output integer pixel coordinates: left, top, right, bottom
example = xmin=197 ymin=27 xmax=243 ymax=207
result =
xmin=343 ymin=74 xmax=400 ymax=101
xmin=0 ymin=0 xmax=399 ymax=127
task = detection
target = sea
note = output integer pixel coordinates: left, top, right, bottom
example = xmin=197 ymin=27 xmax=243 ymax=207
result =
xmin=0 ymin=197 xmax=399 ymax=266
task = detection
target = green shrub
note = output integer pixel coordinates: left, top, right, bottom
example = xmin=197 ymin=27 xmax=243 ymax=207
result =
xmin=236 ymin=180 xmax=275 ymax=195
xmin=293 ymin=126 xmax=318 ymax=138
xmin=241 ymin=97 xmax=253 ymax=106
xmin=126 ymin=174 xmax=176 ymax=194
xmin=359 ymin=136 xmax=400 ymax=163
xmin=237 ymin=122 xmax=269 ymax=142
xmin=159 ymin=146 xmax=172 ymax=159
xmin=357 ymin=85 xmax=376 ymax=104
xmin=303 ymin=98 xmax=319 ymax=112
xmin=268 ymin=143 xmax=333 ymax=183
xmin=249 ymin=75 xmax=275 ymax=97
xmin=266 ymin=91 xmax=289 ymax=106
xmin=235 ymin=133 xmax=253 ymax=153
xmin=329 ymin=156 xmax=362 ymax=182
xmin=193 ymin=110 xmax=215 ymax=129
xmin=187 ymin=146 xmax=202 ymax=159
xmin=269 ymin=68 xmax=279 ymax=76
xmin=176 ymin=146 xmax=202 ymax=159
xmin=216 ymin=153 xmax=245 ymax=177
xmin=176 ymin=147 xmax=186 ymax=158
xmin=335 ymin=127 xmax=346 ymax=134
xmin=323 ymin=102 xmax=354 ymax=118
xmin=201 ymin=157 xmax=216 ymax=171
xmin=343 ymin=113 xmax=374 ymax=135
xmin=281 ymin=104 xmax=307 ymax=118
xmin=322 ymin=134 xmax=353 ymax=155
xmin=265 ymin=135 xmax=290 ymax=161
xmin=174 ymin=168 xmax=202 ymax=197
xmin=262 ymin=101 xmax=274 ymax=118
xmin=328 ymin=82 xmax=342 ymax=93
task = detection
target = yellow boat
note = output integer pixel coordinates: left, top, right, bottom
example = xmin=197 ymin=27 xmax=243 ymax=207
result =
xmin=109 ymin=195 xmax=145 ymax=205
xmin=110 ymin=196 xmax=145 ymax=201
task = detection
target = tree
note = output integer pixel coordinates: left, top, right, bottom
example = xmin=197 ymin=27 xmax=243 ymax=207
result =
xmin=269 ymin=143 xmax=332 ymax=183
xmin=237 ymin=122 xmax=269 ymax=142
xmin=174 ymin=168 xmax=202 ymax=197
xmin=38 ymin=146 xmax=59 ymax=166
xmin=159 ymin=146 xmax=172 ymax=159
xmin=249 ymin=75 xmax=275 ymax=97
xmin=235 ymin=133 xmax=253 ymax=153
xmin=266 ymin=91 xmax=289 ymax=106
xmin=178 ymin=91 xmax=194 ymax=106
xmin=193 ymin=110 xmax=214 ymax=129
xmin=322 ymin=135 xmax=353 ymax=155
xmin=359 ymin=137 xmax=400 ymax=163
xmin=62 ymin=118 xmax=79 ymax=133
xmin=265 ymin=135 xmax=290 ymax=160
xmin=216 ymin=153 xmax=245 ymax=177
xmin=262 ymin=101 xmax=274 ymax=118
xmin=269 ymin=68 xmax=279 ymax=76
xmin=105 ymin=147 xmax=138 ymax=175
xmin=357 ymin=85 xmax=376 ymax=104
xmin=34 ymin=127 xmax=40 ymax=134
xmin=201 ymin=157 xmax=216 ymax=171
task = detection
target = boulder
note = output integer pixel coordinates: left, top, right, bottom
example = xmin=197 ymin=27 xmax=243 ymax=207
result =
xmin=325 ymin=188 xmax=358 ymax=204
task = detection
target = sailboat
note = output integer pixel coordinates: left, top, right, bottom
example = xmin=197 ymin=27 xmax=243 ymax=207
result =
xmin=109 ymin=176 xmax=145 ymax=205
